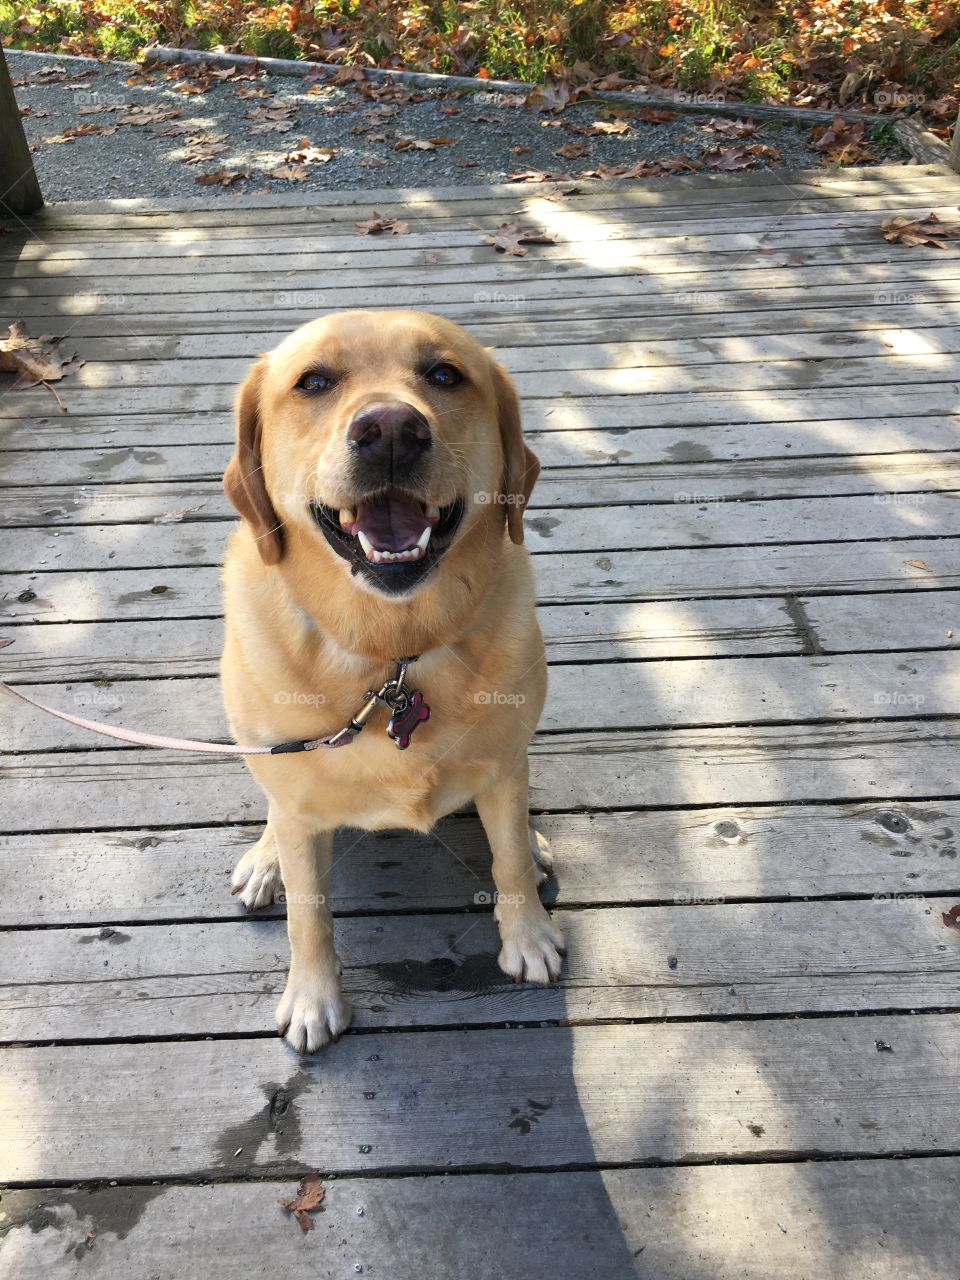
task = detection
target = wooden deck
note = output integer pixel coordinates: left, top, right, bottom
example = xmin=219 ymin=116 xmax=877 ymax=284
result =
xmin=1 ymin=164 xmax=960 ymax=1277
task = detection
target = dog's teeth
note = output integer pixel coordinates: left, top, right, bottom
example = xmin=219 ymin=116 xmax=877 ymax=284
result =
xmin=339 ymin=508 xmax=355 ymax=528
xmin=357 ymin=530 xmax=375 ymax=558
xmin=416 ymin=527 xmax=432 ymax=551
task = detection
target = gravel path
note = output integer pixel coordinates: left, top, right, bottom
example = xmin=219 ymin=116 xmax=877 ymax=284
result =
xmin=8 ymin=49 xmax=909 ymax=203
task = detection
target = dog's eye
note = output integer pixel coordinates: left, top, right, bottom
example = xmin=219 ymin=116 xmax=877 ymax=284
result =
xmin=297 ymin=369 xmax=334 ymax=394
xmin=425 ymin=362 xmax=463 ymax=389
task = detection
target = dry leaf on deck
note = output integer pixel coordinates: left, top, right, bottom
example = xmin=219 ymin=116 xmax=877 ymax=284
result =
xmin=942 ymin=905 xmax=960 ymax=931
xmin=903 ymin=558 xmax=930 ymax=570
xmin=881 ymin=212 xmax=960 ymax=249
xmin=278 ymin=1172 xmax=325 ymax=1232
xmin=356 ymin=212 xmax=410 ymax=235
xmin=484 ymin=222 xmax=557 ymax=256
xmin=0 ymin=322 xmax=84 ymax=412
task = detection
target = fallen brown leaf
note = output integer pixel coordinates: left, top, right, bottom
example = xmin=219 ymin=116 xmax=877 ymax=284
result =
xmin=286 ymin=141 xmax=336 ymax=164
xmin=484 ymin=222 xmax=557 ymax=256
xmin=636 ymin=107 xmax=678 ymax=123
xmin=903 ymin=558 xmax=930 ymax=570
xmin=279 ymin=1173 xmax=325 ymax=1232
xmin=702 ymin=144 xmax=757 ymax=170
xmin=553 ymin=141 xmax=588 ymax=159
xmin=881 ymin=212 xmax=960 ymax=249
xmin=263 ymin=164 xmax=309 ymax=182
xmin=527 ymin=80 xmax=580 ymax=113
xmin=195 ymin=169 xmax=251 ymax=187
xmin=506 ymin=168 xmax=573 ymax=183
xmin=703 ymin=117 xmax=759 ymax=137
xmin=592 ymin=118 xmax=631 ymax=135
xmin=356 ymin=212 xmax=410 ymax=235
xmin=0 ymin=322 xmax=84 ymax=412
xmin=942 ymin=905 xmax=960 ymax=930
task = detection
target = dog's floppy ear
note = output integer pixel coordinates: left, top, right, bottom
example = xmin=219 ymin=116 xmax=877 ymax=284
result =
xmin=224 ymin=358 xmax=284 ymax=565
xmin=491 ymin=360 xmax=539 ymax=545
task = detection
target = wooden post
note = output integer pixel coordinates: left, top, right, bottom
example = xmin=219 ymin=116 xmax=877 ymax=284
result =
xmin=950 ymin=103 xmax=960 ymax=174
xmin=0 ymin=43 xmax=42 ymax=216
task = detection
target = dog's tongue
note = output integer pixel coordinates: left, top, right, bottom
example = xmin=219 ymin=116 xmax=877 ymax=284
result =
xmin=355 ymin=492 xmax=429 ymax=552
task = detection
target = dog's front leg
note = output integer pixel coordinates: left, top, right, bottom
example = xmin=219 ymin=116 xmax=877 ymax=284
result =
xmin=272 ymin=811 xmax=352 ymax=1054
xmin=475 ymin=762 xmax=565 ymax=984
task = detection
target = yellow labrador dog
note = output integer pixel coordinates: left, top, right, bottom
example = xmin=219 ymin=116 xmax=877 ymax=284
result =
xmin=221 ymin=309 xmax=564 ymax=1053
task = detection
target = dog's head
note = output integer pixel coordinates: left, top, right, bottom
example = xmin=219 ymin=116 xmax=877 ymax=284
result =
xmin=224 ymin=310 xmax=538 ymax=598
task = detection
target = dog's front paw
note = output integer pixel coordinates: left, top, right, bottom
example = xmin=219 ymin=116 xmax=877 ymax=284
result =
xmin=276 ymin=973 xmax=352 ymax=1055
xmin=495 ymin=905 xmax=565 ymax=985
xmin=231 ymin=834 xmax=283 ymax=912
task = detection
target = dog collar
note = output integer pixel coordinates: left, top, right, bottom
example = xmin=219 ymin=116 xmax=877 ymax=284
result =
xmin=0 ymin=656 xmax=430 ymax=756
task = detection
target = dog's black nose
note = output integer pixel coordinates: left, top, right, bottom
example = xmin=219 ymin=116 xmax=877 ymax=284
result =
xmin=347 ymin=401 xmax=432 ymax=474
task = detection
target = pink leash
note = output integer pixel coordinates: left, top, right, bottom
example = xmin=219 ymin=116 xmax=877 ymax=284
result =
xmin=0 ymin=657 xmax=430 ymax=755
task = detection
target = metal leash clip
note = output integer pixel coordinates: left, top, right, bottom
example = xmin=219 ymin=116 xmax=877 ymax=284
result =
xmin=320 ymin=658 xmax=430 ymax=751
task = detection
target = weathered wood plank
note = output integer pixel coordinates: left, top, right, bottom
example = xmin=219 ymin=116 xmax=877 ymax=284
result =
xmin=1 ymin=1014 xmax=955 ymax=1180
xmin=3 ymin=897 xmax=956 ymax=1042
xmin=17 ymin=325 xmax=960 ymax=390
xmin=4 ymin=413 xmax=958 ymax=468
xmin=12 ymin=242 xmax=947 ymax=301
xmin=5 ymin=493 xmax=958 ymax=574
xmin=8 ymin=652 xmax=958 ymax=753
xmin=3 ymin=162 xmax=952 ymax=227
xmin=9 ymin=296 xmax=960 ymax=350
xmin=2 ymin=1158 xmax=958 ymax=1280
xmin=6 ymin=454 xmax=960 ymax=529
xmin=6 ymin=380 xmax=960 ymax=429
xmin=0 ymin=598 xmax=800 ymax=684
xmin=806 ymin=589 xmax=960 ymax=653
xmin=4 ymin=540 xmax=956 ymax=623
xmin=3 ymin=720 xmax=960 ymax=831
xmin=1 ymin=799 xmax=952 ymax=927
xmin=8 ymin=253 xmax=960 ymax=329
xmin=8 ymin=199 xmax=960 ymax=268
xmin=20 ymin=303 xmax=960 ymax=366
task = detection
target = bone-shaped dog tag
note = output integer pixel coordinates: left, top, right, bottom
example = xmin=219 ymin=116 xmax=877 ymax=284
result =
xmin=386 ymin=690 xmax=430 ymax=749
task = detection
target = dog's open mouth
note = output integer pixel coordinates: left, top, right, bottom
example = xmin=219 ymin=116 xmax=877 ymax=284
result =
xmin=311 ymin=491 xmax=464 ymax=594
